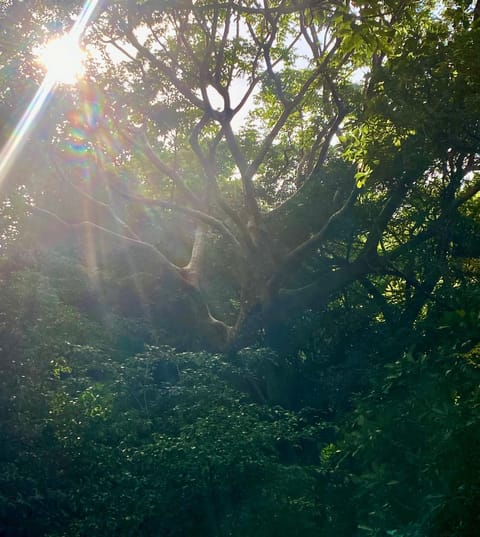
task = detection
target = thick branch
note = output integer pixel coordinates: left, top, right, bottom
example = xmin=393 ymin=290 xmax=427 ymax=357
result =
xmin=33 ymin=206 xmax=233 ymax=350
xmin=183 ymin=224 xmax=208 ymax=288
xmin=189 ymin=115 xmax=218 ymax=188
xmin=453 ymin=175 xmax=480 ymax=210
xmin=267 ymin=255 xmax=372 ymax=321
xmin=222 ymin=122 xmax=260 ymax=222
xmin=267 ymin=185 xmax=358 ymax=295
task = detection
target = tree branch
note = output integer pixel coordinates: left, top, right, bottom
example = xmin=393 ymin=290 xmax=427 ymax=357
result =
xmin=112 ymin=186 xmax=242 ymax=250
xmin=124 ymin=26 xmax=210 ymax=114
xmin=49 ymin=153 xmax=142 ymax=243
xmin=361 ymin=179 xmax=411 ymax=258
xmin=453 ymin=175 xmax=480 ymax=210
xmin=268 ymin=254 xmax=372 ymax=320
xmin=32 ymin=206 xmax=184 ymax=278
xmin=123 ymin=128 xmax=201 ymax=208
xmin=32 ymin=205 xmax=234 ymax=350
xmin=198 ymin=2 xmax=331 ymax=16
xmin=266 ymin=184 xmax=358 ymax=295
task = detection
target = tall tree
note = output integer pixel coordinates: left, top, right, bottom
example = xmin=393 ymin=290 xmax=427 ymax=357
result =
xmin=2 ymin=0 xmax=480 ymax=349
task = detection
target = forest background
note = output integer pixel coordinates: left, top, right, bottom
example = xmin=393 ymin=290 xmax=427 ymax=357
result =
xmin=1 ymin=0 xmax=480 ymax=535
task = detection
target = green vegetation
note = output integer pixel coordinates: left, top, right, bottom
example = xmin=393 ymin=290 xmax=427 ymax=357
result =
xmin=1 ymin=0 xmax=480 ymax=535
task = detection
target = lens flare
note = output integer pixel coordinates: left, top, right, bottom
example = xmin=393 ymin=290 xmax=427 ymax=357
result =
xmin=0 ymin=0 xmax=101 ymax=189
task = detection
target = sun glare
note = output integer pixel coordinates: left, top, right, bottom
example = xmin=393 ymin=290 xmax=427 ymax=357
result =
xmin=0 ymin=0 xmax=100 ymax=189
xmin=37 ymin=35 xmax=86 ymax=85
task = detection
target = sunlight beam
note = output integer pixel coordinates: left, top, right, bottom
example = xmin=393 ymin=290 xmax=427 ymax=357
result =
xmin=0 ymin=0 xmax=101 ymax=190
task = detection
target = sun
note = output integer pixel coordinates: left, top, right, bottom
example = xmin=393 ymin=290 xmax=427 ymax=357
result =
xmin=36 ymin=35 xmax=86 ymax=85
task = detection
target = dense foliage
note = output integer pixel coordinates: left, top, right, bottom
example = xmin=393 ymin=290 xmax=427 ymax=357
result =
xmin=1 ymin=0 xmax=480 ymax=535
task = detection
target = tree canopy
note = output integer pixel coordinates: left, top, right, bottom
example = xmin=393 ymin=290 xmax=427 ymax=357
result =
xmin=2 ymin=0 xmax=479 ymax=350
